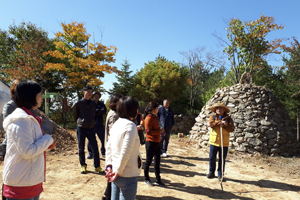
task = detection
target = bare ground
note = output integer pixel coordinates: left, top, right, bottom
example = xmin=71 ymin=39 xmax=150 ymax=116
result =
xmin=1 ymin=129 xmax=299 ymax=200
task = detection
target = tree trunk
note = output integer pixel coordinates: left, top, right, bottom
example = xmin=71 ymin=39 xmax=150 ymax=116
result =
xmin=297 ymin=108 xmax=299 ymax=143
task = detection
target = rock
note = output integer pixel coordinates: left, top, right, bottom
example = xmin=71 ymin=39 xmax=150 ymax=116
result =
xmin=202 ymin=135 xmax=209 ymax=141
xmin=267 ymin=134 xmax=275 ymax=140
xmin=235 ymin=128 xmax=243 ymax=133
xmin=247 ymin=138 xmax=262 ymax=146
xmin=245 ymin=133 xmax=254 ymax=138
xmin=227 ymin=103 xmax=235 ymax=107
xmin=236 ymin=137 xmax=244 ymax=143
xmin=268 ymin=139 xmax=276 ymax=145
xmin=270 ymin=148 xmax=280 ymax=153
xmin=244 ymin=127 xmax=254 ymax=132
xmin=236 ymin=145 xmax=247 ymax=152
xmin=229 ymin=91 xmax=239 ymax=95
xmin=246 ymin=121 xmax=258 ymax=127
xmin=200 ymin=114 xmax=206 ymax=118
xmin=234 ymin=119 xmax=244 ymax=124
xmin=261 ymin=120 xmax=272 ymax=126
xmin=195 ymin=117 xmax=202 ymax=122
xmin=178 ymin=133 xmax=184 ymax=138
xmin=192 ymin=126 xmax=199 ymax=131
xmin=254 ymin=146 xmax=262 ymax=151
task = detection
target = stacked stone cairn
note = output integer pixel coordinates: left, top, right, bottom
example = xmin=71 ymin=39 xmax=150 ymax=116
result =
xmin=189 ymin=83 xmax=300 ymax=157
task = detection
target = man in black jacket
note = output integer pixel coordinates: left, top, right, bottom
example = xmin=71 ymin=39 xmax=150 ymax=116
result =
xmin=87 ymin=92 xmax=107 ymax=158
xmin=73 ymin=86 xmax=104 ymax=174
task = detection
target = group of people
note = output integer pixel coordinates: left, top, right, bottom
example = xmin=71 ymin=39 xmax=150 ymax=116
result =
xmin=1 ymin=81 xmax=234 ymax=200
xmin=73 ymin=86 xmax=175 ymax=200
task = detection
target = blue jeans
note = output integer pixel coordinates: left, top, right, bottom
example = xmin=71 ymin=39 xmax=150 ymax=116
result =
xmin=111 ymin=176 xmax=138 ymax=200
xmin=209 ymin=145 xmax=228 ymax=177
xmin=88 ymin=125 xmax=105 ymax=156
xmin=77 ymin=127 xmax=100 ymax=167
xmin=160 ymin=129 xmax=171 ymax=154
xmin=7 ymin=194 xmax=40 ymax=200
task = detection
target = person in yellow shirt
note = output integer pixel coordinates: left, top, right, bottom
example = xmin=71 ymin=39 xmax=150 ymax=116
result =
xmin=207 ymin=103 xmax=234 ymax=182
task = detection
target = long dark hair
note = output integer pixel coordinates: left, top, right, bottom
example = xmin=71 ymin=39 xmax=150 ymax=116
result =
xmin=108 ymin=93 xmax=124 ymax=111
xmin=116 ymin=96 xmax=139 ymax=119
xmin=144 ymin=101 xmax=159 ymax=117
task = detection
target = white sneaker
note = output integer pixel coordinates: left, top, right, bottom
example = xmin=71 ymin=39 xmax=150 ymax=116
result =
xmin=162 ymin=153 xmax=168 ymax=157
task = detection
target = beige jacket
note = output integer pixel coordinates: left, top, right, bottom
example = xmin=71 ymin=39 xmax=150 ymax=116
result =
xmin=104 ymin=110 xmax=119 ymax=148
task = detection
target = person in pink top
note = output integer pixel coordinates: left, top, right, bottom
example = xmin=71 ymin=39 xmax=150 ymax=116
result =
xmin=2 ymin=80 xmax=56 ymax=200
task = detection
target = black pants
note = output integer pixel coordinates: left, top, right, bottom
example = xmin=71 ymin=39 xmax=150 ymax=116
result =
xmin=2 ymin=183 xmax=6 ymax=200
xmin=1 ymin=144 xmax=6 ymax=160
xmin=77 ymin=127 xmax=100 ymax=167
xmin=104 ymin=181 xmax=111 ymax=200
xmin=144 ymin=141 xmax=161 ymax=181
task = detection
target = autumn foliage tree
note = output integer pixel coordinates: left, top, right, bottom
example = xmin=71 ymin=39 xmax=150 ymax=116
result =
xmin=0 ymin=22 xmax=64 ymax=95
xmin=43 ymin=22 xmax=120 ymax=99
xmin=4 ymin=36 xmax=47 ymax=81
xmin=1 ymin=22 xmax=51 ymax=82
xmin=217 ymin=15 xmax=285 ymax=84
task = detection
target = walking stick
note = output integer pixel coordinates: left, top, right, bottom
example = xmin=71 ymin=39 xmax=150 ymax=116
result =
xmin=220 ymin=126 xmax=224 ymax=191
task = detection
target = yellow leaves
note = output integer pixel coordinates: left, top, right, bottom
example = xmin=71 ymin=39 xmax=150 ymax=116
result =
xmin=73 ymin=47 xmax=82 ymax=52
xmin=44 ymin=63 xmax=66 ymax=71
xmin=61 ymin=22 xmax=90 ymax=41
xmin=55 ymin=32 xmax=64 ymax=38
xmin=42 ymin=21 xmax=121 ymax=90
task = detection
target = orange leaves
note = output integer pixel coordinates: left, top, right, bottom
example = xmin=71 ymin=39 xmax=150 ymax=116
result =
xmin=3 ymin=35 xmax=49 ymax=82
xmin=44 ymin=63 xmax=66 ymax=71
xmin=43 ymin=21 xmax=120 ymax=91
xmin=187 ymin=78 xmax=197 ymax=86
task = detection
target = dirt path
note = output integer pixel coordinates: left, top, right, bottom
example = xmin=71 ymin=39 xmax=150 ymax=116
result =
xmin=1 ymin=130 xmax=299 ymax=200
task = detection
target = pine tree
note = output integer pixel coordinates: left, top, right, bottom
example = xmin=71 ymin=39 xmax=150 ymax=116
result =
xmin=109 ymin=59 xmax=134 ymax=96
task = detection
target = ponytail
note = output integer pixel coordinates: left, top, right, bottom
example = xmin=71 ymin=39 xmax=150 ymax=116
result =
xmin=144 ymin=101 xmax=159 ymax=117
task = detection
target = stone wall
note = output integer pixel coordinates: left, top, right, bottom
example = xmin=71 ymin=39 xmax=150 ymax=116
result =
xmin=189 ymin=84 xmax=300 ymax=157
xmin=172 ymin=115 xmax=196 ymax=134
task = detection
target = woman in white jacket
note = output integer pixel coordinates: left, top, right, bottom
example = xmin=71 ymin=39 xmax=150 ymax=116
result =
xmin=2 ymin=80 xmax=56 ymax=200
xmin=105 ymin=96 xmax=141 ymax=200
xmin=102 ymin=93 xmax=123 ymax=200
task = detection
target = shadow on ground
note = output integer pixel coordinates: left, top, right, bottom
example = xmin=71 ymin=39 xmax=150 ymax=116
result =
xmin=226 ymin=177 xmax=300 ymax=192
xmin=135 ymin=195 xmax=183 ymax=200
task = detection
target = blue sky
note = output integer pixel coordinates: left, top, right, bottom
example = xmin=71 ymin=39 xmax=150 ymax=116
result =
xmin=1 ymin=0 xmax=299 ymax=101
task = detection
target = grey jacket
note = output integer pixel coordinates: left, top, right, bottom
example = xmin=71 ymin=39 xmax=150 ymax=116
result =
xmin=73 ymin=99 xmax=96 ymax=129
xmin=2 ymin=100 xmax=17 ymax=145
